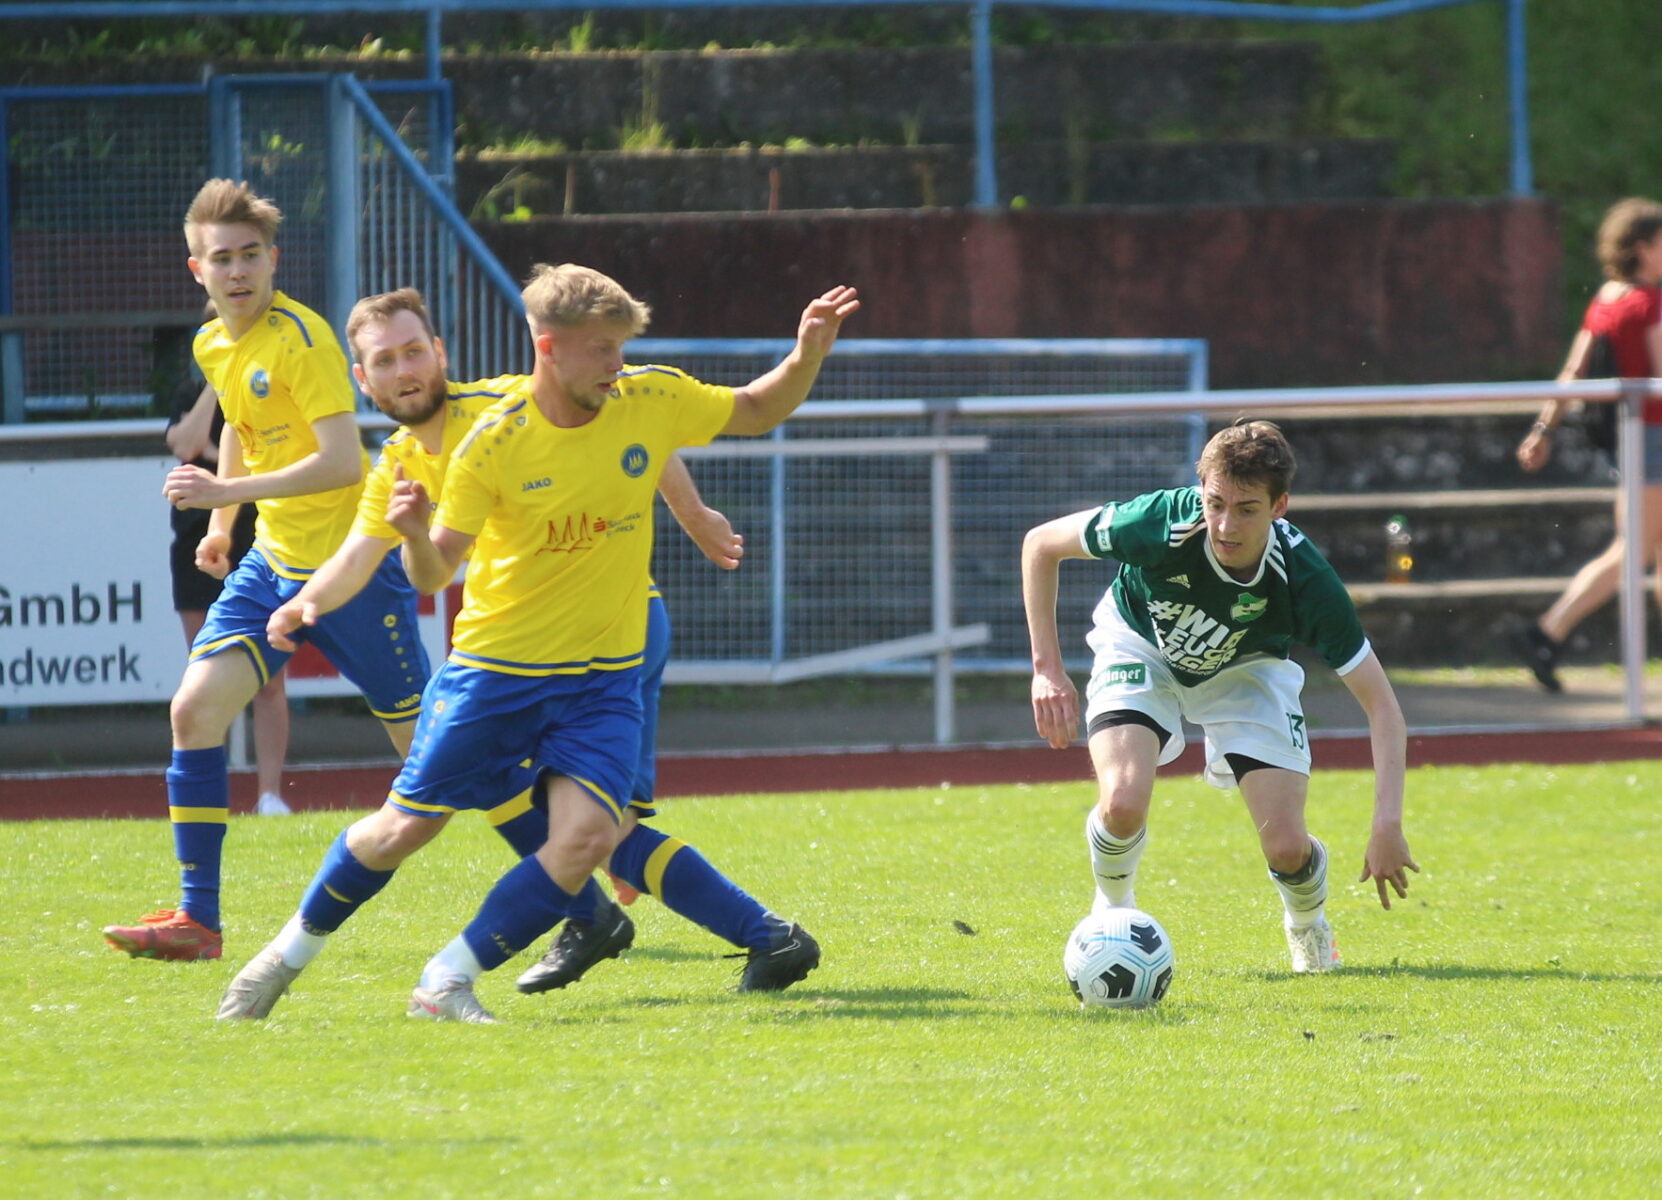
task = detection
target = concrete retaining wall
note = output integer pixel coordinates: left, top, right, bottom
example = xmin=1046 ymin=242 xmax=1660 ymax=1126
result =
xmin=481 ymin=196 xmax=1562 ymax=387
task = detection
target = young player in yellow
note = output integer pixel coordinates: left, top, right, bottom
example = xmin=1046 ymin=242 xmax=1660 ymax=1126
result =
xmin=101 ymin=181 xmax=425 ymax=963
xmin=215 ymin=286 xmax=827 ymax=1020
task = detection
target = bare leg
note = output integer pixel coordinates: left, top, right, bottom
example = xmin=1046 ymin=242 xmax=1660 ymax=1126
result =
xmin=251 ymin=671 xmax=289 ymax=798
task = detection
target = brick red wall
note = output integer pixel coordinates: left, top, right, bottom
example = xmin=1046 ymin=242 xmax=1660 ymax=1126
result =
xmin=481 ymin=197 xmax=1562 ymax=388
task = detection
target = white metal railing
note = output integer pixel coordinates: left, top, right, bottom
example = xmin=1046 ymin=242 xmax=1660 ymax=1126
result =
xmin=5 ymin=376 xmax=1657 ymax=735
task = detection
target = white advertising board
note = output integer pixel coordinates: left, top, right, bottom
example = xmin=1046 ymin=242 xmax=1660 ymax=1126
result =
xmin=0 ymin=457 xmax=448 ymax=707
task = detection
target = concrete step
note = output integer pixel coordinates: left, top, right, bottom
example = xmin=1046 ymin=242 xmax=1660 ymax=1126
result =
xmin=457 ymin=137 xmax=1393 ymax=216
xmin=448 ymin=41 xmax=1330 ymax=148
xmin=2 ymin=40 xmax=1331 ymax=149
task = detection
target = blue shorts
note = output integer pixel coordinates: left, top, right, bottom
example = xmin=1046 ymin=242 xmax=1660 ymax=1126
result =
xmin=628 ymin=592 xmax=670 ymax=814
xmin=390 ymin=661 xmax=643 ymax=822
xmin=191 ymin=546 xmax=427 ymax=724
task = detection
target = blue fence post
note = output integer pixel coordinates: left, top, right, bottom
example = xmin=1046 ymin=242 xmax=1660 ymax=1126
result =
xmin=325 ymin=75 xmax=361 ymax=352
xmin=1505 ymin=0 xmax=1533 ymax=197
xmin=0 ymin=92 xmax=20 ymax=424
xmin=207 ymin=74 xmax=241 ymax=179
xmin=970 ymin=0 xmax=998 ymax=210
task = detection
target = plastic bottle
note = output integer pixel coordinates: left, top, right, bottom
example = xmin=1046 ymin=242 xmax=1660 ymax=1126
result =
xmin=1384 ymin=514 xmax=1414 ymax=583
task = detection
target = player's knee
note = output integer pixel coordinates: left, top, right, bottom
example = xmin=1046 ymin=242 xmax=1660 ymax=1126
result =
xmin=349 ymin=807 xmax=441 ymax=868
xmin=1260 ymin=829 xmax=1313 ymax=876
xmin=1095 ymin=789 xmax=1150 ymax=839
xmin=169 ymin=686 xmax=230 ymax=746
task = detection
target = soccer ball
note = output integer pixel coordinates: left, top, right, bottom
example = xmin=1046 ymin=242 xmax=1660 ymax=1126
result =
xmin=1063 ymin=907 xmax=1175 ymax=1009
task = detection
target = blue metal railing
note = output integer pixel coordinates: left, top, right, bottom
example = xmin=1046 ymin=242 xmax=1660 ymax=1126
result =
xmin=0 ymin=72 xmax=514 ymax=417
xmin=0 ymin=0 xmax=1536 ymax=203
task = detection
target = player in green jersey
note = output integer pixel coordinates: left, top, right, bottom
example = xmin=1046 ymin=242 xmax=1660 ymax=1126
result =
xmin=1022 ymin=419 xmax=1417 ymax=973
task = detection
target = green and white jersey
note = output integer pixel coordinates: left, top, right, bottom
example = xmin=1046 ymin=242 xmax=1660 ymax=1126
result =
xmin=1080 ymin=486 xmax=1369 ymax=687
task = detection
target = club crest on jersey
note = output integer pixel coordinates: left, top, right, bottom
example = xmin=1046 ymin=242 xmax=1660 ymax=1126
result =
xmin=250 ymin=368 xmax=270 ymax=398
xmin=1231 ymin=592 xmax=1268 ymax=622
xmin=621 ymin=444 xmax=649 ymax=478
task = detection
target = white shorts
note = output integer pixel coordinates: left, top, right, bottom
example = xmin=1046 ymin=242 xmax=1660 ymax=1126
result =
xmin=1083 ymin=601 xmax=1311 ymax=790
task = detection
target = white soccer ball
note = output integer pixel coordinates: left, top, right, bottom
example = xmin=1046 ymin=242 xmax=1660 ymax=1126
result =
xmin=1063 ymin=907 xmax=1175 ymax=1009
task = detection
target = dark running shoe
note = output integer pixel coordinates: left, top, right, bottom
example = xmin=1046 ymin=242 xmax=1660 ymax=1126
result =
xmin=515 ymin=897 xmax=635 ymax=994
xmin=735 ymin=922 xmax=821 ymax=993
xmin=1510 ymin=622 xmax=1564 ymax=693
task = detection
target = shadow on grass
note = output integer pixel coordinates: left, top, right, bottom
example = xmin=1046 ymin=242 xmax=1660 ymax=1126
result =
xmin=16 ymin=1133 xmax=519 ymax=1152
xmin=619 ymin=946 xmax=718 ymax=964
xmin=1254 ymin=963 xmax=1661 ymax=984
xmin=597 ymin=985 xmax=982 ymax=1020
xmin=1066 ymin=1003 xmax=1195 ymax=1026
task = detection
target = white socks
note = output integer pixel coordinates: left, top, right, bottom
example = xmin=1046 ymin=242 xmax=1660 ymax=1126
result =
xmin=1270 ymin=836 xmax=1329 ymax=929
xmin=271 ymin=913 xmax=329 ymax=969
xmin=420 ymin=937 xmax=483 ymax=990
xmin=1085 ymin=809 xmax=1146 ymax=910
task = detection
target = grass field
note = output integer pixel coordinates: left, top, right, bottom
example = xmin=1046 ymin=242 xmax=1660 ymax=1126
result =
xmin=4 ymin=760 xmax=1659 ymax=1199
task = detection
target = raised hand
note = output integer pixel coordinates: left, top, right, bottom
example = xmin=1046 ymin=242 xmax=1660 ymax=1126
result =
xmin=387 ymin=462 xmax=433 ymax=539
xmin=796 ymin=285 xmax=861 ymax=362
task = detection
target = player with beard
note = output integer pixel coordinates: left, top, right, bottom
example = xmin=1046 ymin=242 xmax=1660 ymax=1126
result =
xmin=214 ymin=286 xmax=821 ymax=1020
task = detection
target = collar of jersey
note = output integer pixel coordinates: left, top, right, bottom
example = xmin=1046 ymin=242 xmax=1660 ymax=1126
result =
xmin=1201 ymin=526 xmax=1270 ymax=588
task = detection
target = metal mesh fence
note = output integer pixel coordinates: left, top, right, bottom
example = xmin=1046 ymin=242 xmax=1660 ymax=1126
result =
xmin=3 ymin=89 xmax=209 ymax=414
xmin=2 ymin=76 xmax=466 ymax=420
xmin=636 ymin=341 xmax=1208 ymax=672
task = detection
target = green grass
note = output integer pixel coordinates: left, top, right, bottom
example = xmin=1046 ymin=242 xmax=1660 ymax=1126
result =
xmin=4 ymin=762 xmax=1660 ymax=1198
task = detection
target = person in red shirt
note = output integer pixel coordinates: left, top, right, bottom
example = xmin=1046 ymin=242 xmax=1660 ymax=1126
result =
xmin=1513 ymin=197 xmax=1662 ymax=692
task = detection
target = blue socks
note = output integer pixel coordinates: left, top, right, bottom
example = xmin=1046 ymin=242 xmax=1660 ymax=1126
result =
xmin=459 ymin=858 xmax=597 ymax=972
xmin=168 ymin=746 xmax=229 ymax=931
xmin=298 ymin=831 xmax=397 ymax=933
xmin=609 ymin=824 xmax=776 ymax=949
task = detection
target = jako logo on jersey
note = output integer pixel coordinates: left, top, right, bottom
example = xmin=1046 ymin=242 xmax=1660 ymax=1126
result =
xmin=621 ymin=444 xmax=649 ymax=478
xmin=522 ymin=477 xmax=552 ymax=492
xmin=1230 ymin=593 xmax=1268 ymax=622
xmin=250 ymin=368 xmax=270 ymax=398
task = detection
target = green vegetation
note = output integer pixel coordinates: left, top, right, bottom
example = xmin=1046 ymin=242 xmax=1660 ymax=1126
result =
xmin=4 ymin=1 xmax=1659 ymax=325
xmin=3 ymin=760 xmax=1659 ymax=1197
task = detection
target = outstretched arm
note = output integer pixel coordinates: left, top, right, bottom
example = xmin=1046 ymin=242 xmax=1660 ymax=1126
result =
xmin=1022 ymin=509 xmax=1095 ymax=750
xmin=721 ymin=285 xmax=860 ymax=436
xmin=266 ymin=533 xmax=397 ymax=651
xmin=1340 ymin=649 xmax=1419 ymax=908
xmin=659 ymin=454 xmax=742 ymax=570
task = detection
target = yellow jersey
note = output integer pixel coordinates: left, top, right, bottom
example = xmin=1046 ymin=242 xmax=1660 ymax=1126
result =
xmin=192 ymin=290 xmax=366 ymax=575
xmin=436 ymin=365 xmax=734 ymax=675
xmin=353 ymin=375 xmax=524 ymax=542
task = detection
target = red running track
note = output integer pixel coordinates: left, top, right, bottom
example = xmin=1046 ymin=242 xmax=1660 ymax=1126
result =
xmin=4 ymin=725 xmax=1661 ymax=820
